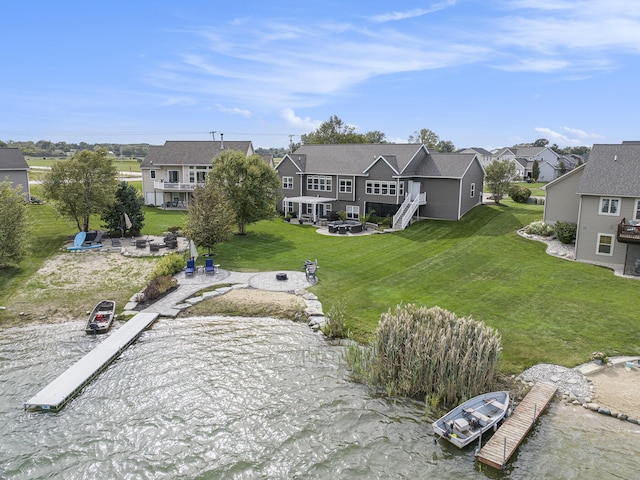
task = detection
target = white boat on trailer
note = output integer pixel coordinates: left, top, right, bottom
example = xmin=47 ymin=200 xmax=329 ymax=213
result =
xmin=432 ymin=391 xmax=510 ymax=448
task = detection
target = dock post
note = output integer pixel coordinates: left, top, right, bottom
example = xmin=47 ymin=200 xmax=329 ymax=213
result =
xmin=503 ymin=437 xmax=506 ymax=468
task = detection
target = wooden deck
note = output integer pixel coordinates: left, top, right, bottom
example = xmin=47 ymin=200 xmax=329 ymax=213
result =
xmin=476 ymin=382 xmax=557 ymax=470
xmin=24 ymin=312 xmax=159 ymax=412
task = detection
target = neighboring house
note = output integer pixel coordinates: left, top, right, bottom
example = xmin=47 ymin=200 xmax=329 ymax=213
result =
xmin=543 ymin=142 xmax=640 ymax=276
xmin=0 ymin=148 xmax=30 ymax=199
xmin=459 ymin=147 xmax=493 ymax=168
xmin=275 ymin=144 xmax=484 ymax=230
xmin=490 ymin=146 xmax=568 ymax=181
xmin=140 ymin=140 xmax=255 ymax=207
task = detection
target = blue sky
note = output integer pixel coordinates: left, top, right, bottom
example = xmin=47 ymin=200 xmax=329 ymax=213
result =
xmin=2 ymin=0 xmax=639 ymax=150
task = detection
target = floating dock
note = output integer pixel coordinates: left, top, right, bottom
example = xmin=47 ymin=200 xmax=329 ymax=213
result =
xmin=24 ymin=312 xmax=159 ymax=412
xmin=476 ymin=382 xmax=557 ymax=470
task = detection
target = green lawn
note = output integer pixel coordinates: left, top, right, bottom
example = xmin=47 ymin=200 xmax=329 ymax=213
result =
xmin=2 ymin=195 xmax=639 ymax=375
xmin=213 ymin=202 xmax=639 ymax=374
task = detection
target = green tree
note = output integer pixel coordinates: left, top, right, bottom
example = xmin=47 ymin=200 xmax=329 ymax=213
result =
xmin=300 ymin=115 xmax=383 ymax=144
xmin=532 ymin=159 xmax=540 ymax=182
xmin=183 ymin=182 xmax=235 ymax=254
xmin=436 ymin=140 xmax=456 ymax=152
xmin=42 ymin=148 xmax=118 ymax=232
xmin=100 ymin=181 xmax=145 ymax=236
xmin=408 ymin=128 xmax=439 ymax=149
xmin=0 ymin=179 xmax=30 ymax=267
xmin=408 ymin=129 xmax=456 ymax=152
xmin=210 ymin=150 xmax=280 ymax=235
xmin=533 ymin=138 xmax=549 ymax=147
xmin=485 ymin=159 xmax=518 ymax=204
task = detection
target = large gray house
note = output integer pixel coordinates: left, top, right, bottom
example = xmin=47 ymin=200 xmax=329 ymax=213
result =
xmin=275 ymin=144 xmax=484 ymax=229
xmin=140 ymin=140 xmax=255 ymax=207
xmin=0 ymin=148 xmax=30 ymax=199
xmin=544 ymin=142 xmax=640 ymax=275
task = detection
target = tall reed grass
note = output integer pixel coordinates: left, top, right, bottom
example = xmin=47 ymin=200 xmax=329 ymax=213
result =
xmin=346 ymin=304 xmax=502 ymax=408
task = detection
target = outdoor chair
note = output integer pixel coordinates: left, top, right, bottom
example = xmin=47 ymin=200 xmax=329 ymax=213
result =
xmin=185 ymin=259 xmax=195 ymax=276
xmin=205 ymin=258 xmax=215 ymax=274
xmin=136 ymin=239 xmax=147 ymax=248
xmin=305 ymin=259 xmax=318 ymax=282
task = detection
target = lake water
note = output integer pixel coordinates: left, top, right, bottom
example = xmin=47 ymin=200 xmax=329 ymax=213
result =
xmin=1 ymin=316 xmax=638 ymax=479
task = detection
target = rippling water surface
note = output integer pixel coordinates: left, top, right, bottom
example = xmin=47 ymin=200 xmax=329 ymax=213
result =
xmin=1 ymin=317 xmax=638 ymax=479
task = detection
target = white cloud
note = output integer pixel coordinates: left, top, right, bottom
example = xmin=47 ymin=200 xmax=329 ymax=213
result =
xmin=369 ymin=1 xmax=457 ymax=23
xmin=534 ymin=126 xmax=604 ymax=145
xmin=281 ymin=108 xmax=322 ymax=130
xmin=216 ymin=104 xmax=251 ymax=118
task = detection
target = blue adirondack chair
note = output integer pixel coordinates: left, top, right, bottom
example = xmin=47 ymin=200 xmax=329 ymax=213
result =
xmin=185 ymin=259 xmax=195 ymax=276
xmin=205 ymin=258 xmax=215 ymax=274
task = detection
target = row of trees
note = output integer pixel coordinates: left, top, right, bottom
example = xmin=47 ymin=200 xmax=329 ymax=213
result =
xmin=293 ymin=116 xmax=457 ymax=152
xmin=0 ymin=140 xmax=149 ymax=158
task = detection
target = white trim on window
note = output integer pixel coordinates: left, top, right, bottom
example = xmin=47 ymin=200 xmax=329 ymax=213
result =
xmin=346 ymin=205 xmax=360 ymax=220
xmin=307 ymin=175 xmax=332 ymax=192
xmin=150 ymin=170 xmax=156 ymax=179
xmin=365 ymin=180 xmax=397 ymax=196
xmin=596 ymin=233 xmax=614 ymax=256
xmin=470 ymin=183 xmax=476 ymax=198
xmin=339 ymin=179 xmax=352 ymax=193
xmin=282 ymin=176 xmax=294 ymax=189
xmin=599 ymin=197 xmax=620 ymax=216
xmin=634 ymin=199 xmax=640 ymax=221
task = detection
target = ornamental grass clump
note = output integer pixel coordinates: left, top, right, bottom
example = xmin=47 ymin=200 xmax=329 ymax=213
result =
xmin=347 ymin=304 xmax=502 ymax=408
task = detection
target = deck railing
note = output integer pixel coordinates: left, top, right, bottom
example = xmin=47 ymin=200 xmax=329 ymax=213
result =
xmin=617 ymin=221 xmax=640 ymax=243
xmin=153 ymin=181 xmax=197 ymax=191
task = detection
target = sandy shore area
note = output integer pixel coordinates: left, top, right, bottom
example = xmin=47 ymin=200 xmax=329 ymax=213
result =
xmin=587 ymin=361 xmax=640 ymax=418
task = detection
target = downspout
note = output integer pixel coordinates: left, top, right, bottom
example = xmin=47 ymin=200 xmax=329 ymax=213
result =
xmin=575 ymin=196 xmax=583 ymax=258
xmin=457 ymin=179 xmax=463 ymax=220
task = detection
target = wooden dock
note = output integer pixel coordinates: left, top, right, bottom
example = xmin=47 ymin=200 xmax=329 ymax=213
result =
xmin=476 ymin=382 xmax=557 ymax=470
xmin=24 ymin=312 xmax=159 ymax=412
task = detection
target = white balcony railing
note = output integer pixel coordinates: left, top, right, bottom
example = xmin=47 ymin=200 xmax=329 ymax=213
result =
xmin=153 ymin=181 xmax=198 ymax=191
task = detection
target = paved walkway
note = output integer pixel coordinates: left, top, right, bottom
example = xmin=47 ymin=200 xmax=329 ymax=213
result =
xmin=135 ymin=268 xmax=317 ymax=318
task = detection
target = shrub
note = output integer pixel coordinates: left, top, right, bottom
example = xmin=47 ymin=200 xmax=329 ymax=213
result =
xmin=149 ymin=253 xmax=185 ymax=279
xmin=143 ymin=275 xmax=178 ymax=301
xmin=525 ymin=220 xmax=554 ymax=236
xmin=509 ymin=185 xmax=532 ymax=203
xmin=554 ymin=221 xmax=577 ymax=244
xmin=323 ymin=302 xmax=347 ymax=338
xmin=346 ymin=304 xmax=502 ymax=408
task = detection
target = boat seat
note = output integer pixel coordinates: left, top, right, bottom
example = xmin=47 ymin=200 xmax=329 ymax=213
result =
xmin=484 ymin=397 xmax=507 ymax=410
xmin=453 ymin=418 xmax=471 ymax=432
xmin=464 ymin=408 xmax=491 ymax=426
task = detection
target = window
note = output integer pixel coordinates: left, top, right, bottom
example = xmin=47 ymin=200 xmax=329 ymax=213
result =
xmin=596 ymin=233 xmax=614 ymax=255
xmin=346 ymin=205 xmax=360 ymax=220
xmin=282 ymin=176 xmax=294 ymax=189
xmin=168 ymin=170 xmax=179 ymax=183
xmin=634 ymin=199 xmax=640 ymax=221
xmin=283 ymin=201 xmax=294 ymax=213
xmin=470 ymin=183 xmax=476 ymax=197
xmin=189 ymin=166 xmax=209 ymax=183
xmin=307 ymin=176 xmax=332 ymax=191
xmin=599 ymin=197 xmax=620 ymax=215
xmin=366 ymin=180 xmax=399 ymax=196
xmin=339 ymin=179 xmax=352 ymax=193
xmin=150 ymin=170 xmax=156 ymax=179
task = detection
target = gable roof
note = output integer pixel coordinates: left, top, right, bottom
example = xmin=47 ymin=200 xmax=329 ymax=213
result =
xmin=577 ymin=143 xmax=640 ymax=197
xmin=459 ymin=147 xmax=492 ymax=156
xmin=284 ymin=144 xmax=424 ymax=175
xmin=0 ymin=148 xmax=28 ymax=170
xmin=141 ymin=140 xmax=253 ymax=167
xmin=410 ymin=153 xmax=479 ymax=178
xmin=512 ymin=146 xmax=557 ymax=159
xmin=542 ymin=163 xmax=585 ymax=191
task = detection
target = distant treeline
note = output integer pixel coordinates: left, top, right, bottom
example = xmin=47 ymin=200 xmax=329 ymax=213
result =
xmin=0 ymin=140 xmax=149 ymax=158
